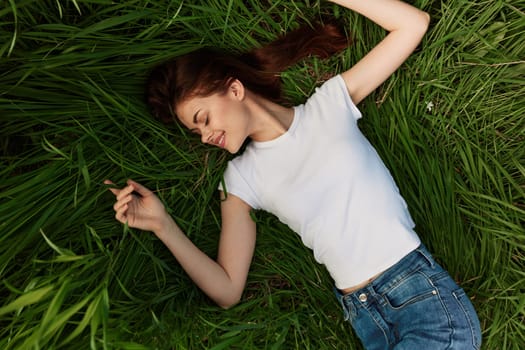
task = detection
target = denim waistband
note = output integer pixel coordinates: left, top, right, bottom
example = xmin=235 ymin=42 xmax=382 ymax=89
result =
xmin=334 ymin=244 xmax=437 ymax=320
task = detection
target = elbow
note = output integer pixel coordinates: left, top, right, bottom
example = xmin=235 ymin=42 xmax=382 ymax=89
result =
xmin=217 ymin=295 xmax=241 ymax=310
xmin=215 ymin=288 xmax=242 ymax=310
xmin=219 ymin=302 xmax=236 ymax=310
xmin=418 ymin=10 xmax=431 ymax=33
xmin=398 ymin=10 xmax=430 ymax=40
xmin=408 ymin=10 xmax=430 ymax=41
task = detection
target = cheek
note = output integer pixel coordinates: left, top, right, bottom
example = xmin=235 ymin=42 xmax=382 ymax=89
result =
xmin=215 ymin=106 xmax=238 ymax=128
xmin=213 ymin=98 xmax=249 ymax=133
xmin=230 ymin=103 xmax=249 ymax=127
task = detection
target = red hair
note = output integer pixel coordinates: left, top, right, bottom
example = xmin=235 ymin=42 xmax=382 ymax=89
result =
xmin=145 ymin=21 xmax=350 ymax=124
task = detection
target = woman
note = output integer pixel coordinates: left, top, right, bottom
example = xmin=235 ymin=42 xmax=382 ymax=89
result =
xmin=105 ymin=0 xmax=482 ymax=348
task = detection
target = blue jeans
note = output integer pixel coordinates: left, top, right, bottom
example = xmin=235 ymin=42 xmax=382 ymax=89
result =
xmin=335 ymin=245 xmax=482 ymax=350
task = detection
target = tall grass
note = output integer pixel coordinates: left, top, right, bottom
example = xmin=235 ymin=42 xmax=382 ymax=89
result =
xmin=1 ymin=0 xmax=523 ymax=349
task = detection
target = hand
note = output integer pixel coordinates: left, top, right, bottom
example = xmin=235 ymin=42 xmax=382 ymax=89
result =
xmin=104 ymin=179 xmax=169 ymax=233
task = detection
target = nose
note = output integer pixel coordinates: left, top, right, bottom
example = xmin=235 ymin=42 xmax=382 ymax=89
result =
xmin=200 ymin=128 xmax=212 ymax=144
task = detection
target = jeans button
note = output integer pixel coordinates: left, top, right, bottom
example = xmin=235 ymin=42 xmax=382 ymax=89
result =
xmin=358 ymin=293 xmax=367 ymax=302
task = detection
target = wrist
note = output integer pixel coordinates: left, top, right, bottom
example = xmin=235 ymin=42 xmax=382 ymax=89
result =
xmin=154 ymin=214 xmax=179 ymax=240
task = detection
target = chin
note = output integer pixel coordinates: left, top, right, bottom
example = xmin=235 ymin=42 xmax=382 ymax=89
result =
xmin=226 ymin=143 xmax=242 ymax=154
xmin=226 ymin=147 xmax=237 ymax=154
xmin=225 ymin=137 xmax=249 ymax=154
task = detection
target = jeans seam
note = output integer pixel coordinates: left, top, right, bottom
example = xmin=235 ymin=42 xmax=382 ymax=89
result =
xmin=426 ymin=274 xmax=454 ymax=350
xmin=363 ymin=302 xmax=392 ymax=348
xmin=453 ymin=290 xmax=481 ymax=350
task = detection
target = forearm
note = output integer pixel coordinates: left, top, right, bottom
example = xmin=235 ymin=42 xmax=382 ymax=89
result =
xmin=155 ymin=217 xmax=240 ymax=309
xmin=328 ymin=0 xmax=429 ymax=32
xmin=329 ymin=0 xmax=430 ymax=103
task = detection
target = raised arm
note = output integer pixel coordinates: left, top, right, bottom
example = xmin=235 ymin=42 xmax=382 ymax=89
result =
xmin=106 ymin=179 xmax=256 ymax=309
xmin=329 ymin=0 xmax=430 ymax=104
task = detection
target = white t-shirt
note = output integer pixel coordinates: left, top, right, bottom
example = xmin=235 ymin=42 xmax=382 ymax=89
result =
xmin=220 ymin=75 xmax=421 ymax=289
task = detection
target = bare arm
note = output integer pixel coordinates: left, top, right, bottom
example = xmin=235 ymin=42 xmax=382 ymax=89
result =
xmin=106 ymin=179 xmax=256 ymax=309
xmin=329 ymin=0 xmax=430 ymax=104
xmin=155 ymin=192 xmax=256 ymax=309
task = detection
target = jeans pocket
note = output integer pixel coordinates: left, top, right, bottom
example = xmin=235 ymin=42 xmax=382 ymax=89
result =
xmin=382 ymin=270 xmax=455 ymax=347
xmin=383 ymin=270 xmax=440 ymax=309
xmin=452 ymin=288 xmax=482 ymax=349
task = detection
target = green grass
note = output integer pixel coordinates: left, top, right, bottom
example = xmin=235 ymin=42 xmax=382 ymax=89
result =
xmin=1 ymin=0 xmax=523 ymax=349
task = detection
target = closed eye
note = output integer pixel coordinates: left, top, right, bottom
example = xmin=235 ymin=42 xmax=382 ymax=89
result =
xmin=189 ymin=115 xmax=208 ymax=135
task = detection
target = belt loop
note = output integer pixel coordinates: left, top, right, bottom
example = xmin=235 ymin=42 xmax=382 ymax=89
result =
xmin=416 ymin=244 xmax=435 ymax=268
xmin=334 ymin=287 xmax=351 ymax=321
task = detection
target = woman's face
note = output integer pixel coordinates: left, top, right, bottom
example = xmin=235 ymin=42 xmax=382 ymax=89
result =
xmin=176 ymin=80 xmax=250 ymax=154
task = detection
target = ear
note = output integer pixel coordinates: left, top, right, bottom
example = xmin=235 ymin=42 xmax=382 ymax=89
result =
xmin=228 ymin=79 xmax=245 ymax=101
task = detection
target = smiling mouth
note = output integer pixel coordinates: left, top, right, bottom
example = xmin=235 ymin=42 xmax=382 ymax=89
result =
xmin=213 ymin=133 xmax=226 ymax=148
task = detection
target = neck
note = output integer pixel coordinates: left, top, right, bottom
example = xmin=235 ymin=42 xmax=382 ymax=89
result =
xmin=245 ymin=92 xmax=294 ymax=142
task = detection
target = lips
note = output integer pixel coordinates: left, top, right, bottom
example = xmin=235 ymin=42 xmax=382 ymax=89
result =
xmin=213 ymin=132 xmax=226 ymax=148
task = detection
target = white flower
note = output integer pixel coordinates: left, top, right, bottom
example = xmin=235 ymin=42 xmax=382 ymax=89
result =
xmin=425 ymin=101 xmax=434 ymax=112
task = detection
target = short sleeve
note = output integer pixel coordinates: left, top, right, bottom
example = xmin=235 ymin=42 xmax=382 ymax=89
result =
xmin=218 ymin=161 xmax=260 ymax=210
xmin=312 ymin=75 xmax=362 ymax=122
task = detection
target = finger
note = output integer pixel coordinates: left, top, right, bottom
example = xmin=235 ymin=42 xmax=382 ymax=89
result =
xmin=113 ymin=195 xmax=133 ymax=212
xmin=127 ymin=179 xmax=153 ymax=196
xmin=115 ymin=203 xmax=128 ymax=224
xmin=116 ymin=184 xmax=135 ymax=201
xmin=104 ymin=180 xmax=121 ymax=196
xmin=108 ymin=187 xmax=119 ymax=196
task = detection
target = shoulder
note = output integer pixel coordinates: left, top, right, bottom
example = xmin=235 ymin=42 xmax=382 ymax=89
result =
xmin=309 ymin=75 xmax=347 ymax=100
xmin=301 ymin=74 xmax=362 ymax=122
xmin=220 ymin=150 xmax=261 ymax=210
